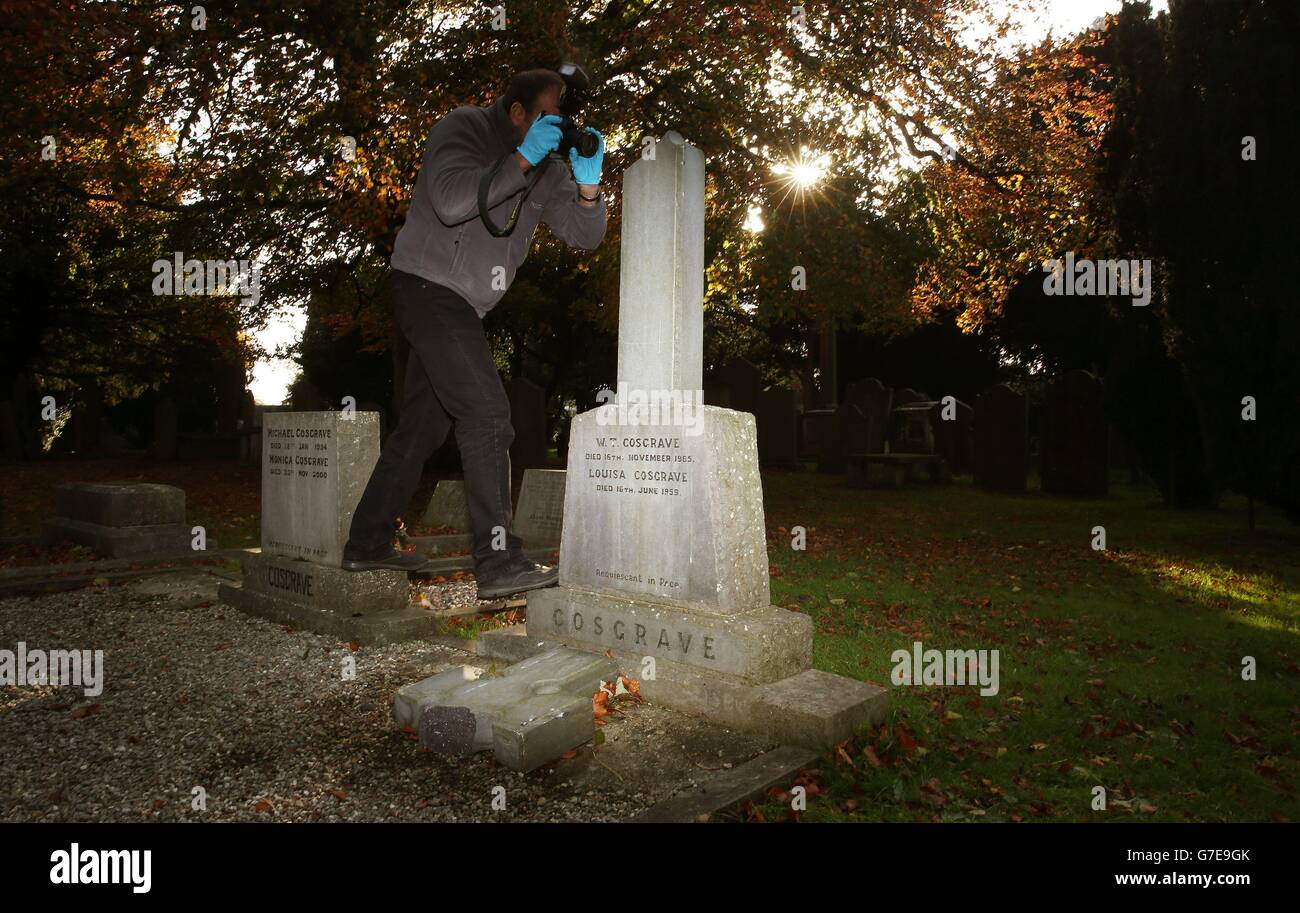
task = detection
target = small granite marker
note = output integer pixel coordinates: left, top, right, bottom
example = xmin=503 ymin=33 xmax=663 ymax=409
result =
xmin=512 ymin=468 xmax=566 ymax=547
xmin=218 ymin=411 xmax=441 ymax=645
xmin=43 ymin=482 xmax=192 ymax=558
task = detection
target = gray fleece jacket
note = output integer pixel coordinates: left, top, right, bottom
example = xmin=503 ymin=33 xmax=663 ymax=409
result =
xmin=389 ymin=99 xmax=608 ymax=318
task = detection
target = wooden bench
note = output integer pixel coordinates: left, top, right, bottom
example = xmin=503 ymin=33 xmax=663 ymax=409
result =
xmin=846 ymin=453 xmax=951 ymax=489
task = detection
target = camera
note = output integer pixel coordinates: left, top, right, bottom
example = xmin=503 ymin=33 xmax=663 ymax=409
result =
xmin=555 ymin=63 xmax=599 ymax=159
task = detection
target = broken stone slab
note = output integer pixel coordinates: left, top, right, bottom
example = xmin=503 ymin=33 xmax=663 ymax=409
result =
xmin=54 ymin=482 xmax=186 ymax=527
xmin=527 ymin=585 xmax=811 ymax=684
xmin=393 ymin=665 xmax=485 ymax=728
xmin=238 ymin=550 xmax=406 ymax=616
xmin=394 ymin=646 xmax=617 ymax=772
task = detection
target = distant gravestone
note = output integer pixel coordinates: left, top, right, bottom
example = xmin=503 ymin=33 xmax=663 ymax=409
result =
xmin=65 ymin=394 xmax=104 ymax=455
xmin=219 ymin=410 xmax=439 ymax=645
xmin=822 ymin=401 xmax=866 ymax=473
xmin=513 ymin=469 xmax=566 ymax=546
xmin=892 ymin=387 xmax=930 ymax=408
xmin=1 ymin=400 xmax=23 ymax=462
xmin=798 ymin=408 xmax=835 ymax=461
xmin=422 ymin=480 xmax=472 ymax=532
xmin=43 ymin=482 xmax=191 ymax=558
xmin=505 ymin=377 xmax=548 ymax=469
xmin=260 ymin=411 xmax=380 ymax=568
xmin=931 ymin=398 xmax=975 ymax=474
xmin=239 ymin=390 xmax=257 ymax=431
xmin=974 ymin=384 xmax=1029 ymax=492
xmin=717 ymin=360 xmax=798 ymax=469
xmin=846 ymin=379 xmax=893 ymax=455
xmin=891 ymin=399 xmax=937 ymax=455
xmin=1041 ymin=369 xmax=1108 ymax=497
xmin=717 ymin=358 xmax=763 ymax=417
xmin=755 ymin=387 xmax=799 ymax=468
xmin=151 ymin=398 xmax=178 ymax=461
xmin=290 ymin=380 xmax=327 ymax=412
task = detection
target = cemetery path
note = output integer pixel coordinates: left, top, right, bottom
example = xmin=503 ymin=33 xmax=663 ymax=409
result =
xmin=0 ymin=569 xmax=772 ymax=823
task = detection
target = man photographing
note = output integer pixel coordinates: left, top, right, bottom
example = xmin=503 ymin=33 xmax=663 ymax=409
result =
xmin=342 ymin=67 xmax=607 ymax=600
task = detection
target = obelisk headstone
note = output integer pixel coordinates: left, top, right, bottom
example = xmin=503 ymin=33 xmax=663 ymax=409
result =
xmin=509 ymin=133 xmax=887 ymax=750
xmin=557 ymin=133 xmax=768 ymax=613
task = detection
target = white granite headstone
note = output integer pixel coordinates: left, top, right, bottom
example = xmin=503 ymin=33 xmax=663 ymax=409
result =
xmin=558 ymin=133 xmax=770 ymax=615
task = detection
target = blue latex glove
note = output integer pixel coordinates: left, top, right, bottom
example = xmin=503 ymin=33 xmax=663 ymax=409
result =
xmin=569 ymin=127 xmax=605 ymax=186
xmin=517 ymin=114 xmax=564 ymax=166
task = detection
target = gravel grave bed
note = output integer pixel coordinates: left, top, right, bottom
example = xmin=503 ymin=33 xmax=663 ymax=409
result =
xmin=0 ymin=574 xmax=666 ymax=822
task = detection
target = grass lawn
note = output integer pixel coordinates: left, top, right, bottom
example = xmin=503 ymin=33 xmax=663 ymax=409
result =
xmin=751 ymin=470 xmax=1300 ymax=823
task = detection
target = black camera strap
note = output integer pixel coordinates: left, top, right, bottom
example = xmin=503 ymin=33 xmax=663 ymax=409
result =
xmin=477 ymin=151 xmax=551 ymax=238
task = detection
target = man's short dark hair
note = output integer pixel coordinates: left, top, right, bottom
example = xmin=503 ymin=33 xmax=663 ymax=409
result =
xmin=500 ymin=68 xmax=566 ymax=114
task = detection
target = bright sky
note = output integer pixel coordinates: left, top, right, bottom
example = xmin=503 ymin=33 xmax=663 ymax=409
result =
xmin=248 ymin=0 xmax=1167 ymax=404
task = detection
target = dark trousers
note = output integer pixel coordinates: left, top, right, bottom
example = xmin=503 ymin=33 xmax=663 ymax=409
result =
xmin=346 ymin=270 xmax=522 ymax=571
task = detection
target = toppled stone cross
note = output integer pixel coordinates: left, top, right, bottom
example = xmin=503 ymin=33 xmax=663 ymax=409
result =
xmin=393 ymin=647 xmax=616 ymax=772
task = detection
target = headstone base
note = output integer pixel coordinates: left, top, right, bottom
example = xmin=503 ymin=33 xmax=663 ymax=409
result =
xmin=482 ymin=588 xmax=888 ymax=750
xmin=217 ymin=582 xmax=441 ymax=646
xmin=42 ymin=517 xmax=192 ymax=559
xmin=237 ymin=551 xmax=407 ymax=615
xmin=218 ymin=552 xmax=435 ymax=645
xmin=528 ymin=585 xmax=811 ymax=684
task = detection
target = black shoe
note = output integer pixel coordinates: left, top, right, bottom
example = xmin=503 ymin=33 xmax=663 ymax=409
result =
xmin=342 ymin=545 xmax=431 ymax=572
xmin=476 ymin=556 xmax=558 ymax=600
